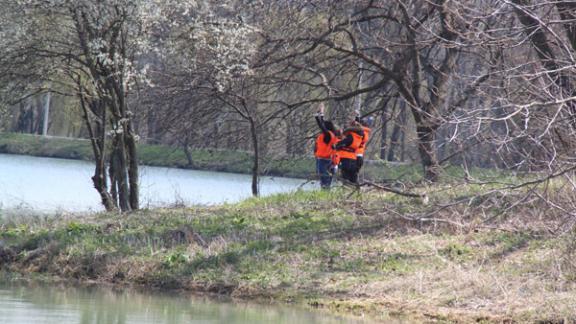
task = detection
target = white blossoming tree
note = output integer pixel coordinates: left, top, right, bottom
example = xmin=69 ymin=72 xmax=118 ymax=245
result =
xmin=0 ymin=0 xmax=265 ymax=206
xmin=0 ymin=0 xmax=191 ymax=211
xmin=145 ymin=1 xmax=264 ymax=195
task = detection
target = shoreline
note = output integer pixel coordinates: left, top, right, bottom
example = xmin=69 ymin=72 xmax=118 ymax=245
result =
xmin=1 ymin=189 xmax=574 ymax=323
xmin=0 ymin=132 xmax=313 ymax=179
xmin=0 ymin=132 xmax=422 ymax=182
xmin=0 ymin=272 xmax=368 ymax=324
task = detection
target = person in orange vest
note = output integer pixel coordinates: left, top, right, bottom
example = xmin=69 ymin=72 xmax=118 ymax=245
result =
xmin=334 ymin=119 xmax=364 ymax=184
xmin=355 ymin=110 xmax=374 ymax=173
xmin=314 ymin=103 xmax=339 ymax=189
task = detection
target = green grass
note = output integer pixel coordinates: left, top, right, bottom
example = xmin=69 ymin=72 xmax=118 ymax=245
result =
xmin=0 ymin=133 xmax=93 ymax=160
xmin=1 ymin=187 xmax=575 ymax=322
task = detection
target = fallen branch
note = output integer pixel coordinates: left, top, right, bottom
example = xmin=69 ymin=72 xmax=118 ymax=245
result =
xmin=381 ymin=205 xmax=522 ymax=233
xmin=361 ymin=180 xmax=427 ymax=199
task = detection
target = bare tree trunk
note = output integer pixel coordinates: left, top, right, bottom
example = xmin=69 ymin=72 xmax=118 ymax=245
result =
xmin=249 ymin=117 xmax=259 ymax=197
xmin=111 ymin=134 xmax=131 ymax=212
xmin=126 ymin=127 xmax=139 ymax=211
xmin=388 ymin=100 xmax=405 ymax=161
xmin=42 ymin=90 xmax=51 ymax=136
xmin=286 ymin=115 xmax=296 ymax=156
xmin=15 ymin=100 xmax=31 ymax=133
xmin=109 ymin=160 xmax=118 ymax=206
xmin=107 ymin=74 xmax=139 ymax=212
xmin=78 ymin=88 xmax=116 ymax=212
xmin=212 ymin=123 xmax=220 ymax=149
xmin=417 ymin=125 xmax=440 ymax=182
xmin=146 ymin=105 xmax=159 ymax=144
xmin=30 ymin=99 xmax=38 ymax=134
xmin=380 ymin=111 xmax=388 ymax=160
xmin=182 ymin=143 xmax=194 ymax=167
xmin=379 ymin=99 xmax=393 ymax=160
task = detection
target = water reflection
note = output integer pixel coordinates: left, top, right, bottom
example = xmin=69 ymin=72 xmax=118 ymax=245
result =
xmin=0 ymin=282 xmax=365 ymax=324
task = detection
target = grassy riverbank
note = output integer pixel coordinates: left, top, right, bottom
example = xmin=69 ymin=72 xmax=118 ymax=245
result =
xmin=1 ymin=187 xmax=575 ymax=322
xmin=0 ymin=132 xmax=420 ymax=181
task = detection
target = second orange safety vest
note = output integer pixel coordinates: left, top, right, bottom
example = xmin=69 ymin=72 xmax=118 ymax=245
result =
xmin=337 ymin=130 xmax=363 ymax=160
xmin=356 ymin=126 xmax=371 ymax=156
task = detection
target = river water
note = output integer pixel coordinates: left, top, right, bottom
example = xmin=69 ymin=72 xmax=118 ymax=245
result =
xmin=0 ymin=154 xmax=311 ymax=212
xmin=0 ymin=154 xmax=364 ymax=324
xmin=0 ymin=282 xmax=363 ymax=324
xmin=0 ymin=154 xmax=365 ymax=324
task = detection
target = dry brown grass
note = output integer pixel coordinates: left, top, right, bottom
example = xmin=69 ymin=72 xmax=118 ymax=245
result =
xmin=2 ymin=187 xmax=576 ymax=322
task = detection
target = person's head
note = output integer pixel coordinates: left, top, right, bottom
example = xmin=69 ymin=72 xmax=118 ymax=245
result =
xmin=324 ymin=120 xmax=337 ymax=133
xmin=360 ymin=116 xmax=375 ymax=128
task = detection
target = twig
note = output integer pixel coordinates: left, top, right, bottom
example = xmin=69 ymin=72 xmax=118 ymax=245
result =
xmin=361 ymin=180 xmax=426 ymax=199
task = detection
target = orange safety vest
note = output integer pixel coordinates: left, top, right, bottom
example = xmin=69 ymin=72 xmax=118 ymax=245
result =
xmin=314 ymin=131 xmax=338 ymax=159
xmin=356 ymin=126 xmax=371 ymax=156
xmin=337 ymin=130 xmax=363 ymax=160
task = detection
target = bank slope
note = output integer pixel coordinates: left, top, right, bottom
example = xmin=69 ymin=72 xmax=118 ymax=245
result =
xmin=1 ymin=188 xmax=574 ymax=322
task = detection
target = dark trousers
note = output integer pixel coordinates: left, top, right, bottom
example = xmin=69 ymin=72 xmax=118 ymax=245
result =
xmin=356 ymin=156 xmax=364 ymax=170
xmin=340 ymin=158 xmax=358 ymax=184
xmin=316 ymin=158 xmax=334 ymax=188
xmin=356 ymin=156 xmax=364 ymax=182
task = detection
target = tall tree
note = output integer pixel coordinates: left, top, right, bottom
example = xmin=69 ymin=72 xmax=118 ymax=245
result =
xmin=258 ymin=0 xmax=490 ymax=181
xmin=0 ymin=0 xmax=171 ymax=211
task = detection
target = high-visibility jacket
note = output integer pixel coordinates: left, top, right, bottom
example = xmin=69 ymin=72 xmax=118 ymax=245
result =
xmin=314 ymin=131 xmax=338 ymax=159
xmin=356 ymin=126 xmax=372 ymax=156
xmin=336 ymin=130 xmax=363 ymax=160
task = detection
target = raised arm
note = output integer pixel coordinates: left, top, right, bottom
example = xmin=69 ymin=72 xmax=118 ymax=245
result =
xmin=315 ymin=103 xmax=332 ymax=137
xmin=315 ymin=114 xmax=330 ymax=134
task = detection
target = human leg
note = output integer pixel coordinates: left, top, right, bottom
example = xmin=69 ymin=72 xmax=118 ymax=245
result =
xmin=340 ymin=158 xmax=357 ymax=183
xmin=316 ymin=158 xmax=333 ymax=188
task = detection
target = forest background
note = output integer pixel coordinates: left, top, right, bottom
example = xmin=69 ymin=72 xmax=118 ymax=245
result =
xmin=0 ymin=0 xmax=575 ymax=212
